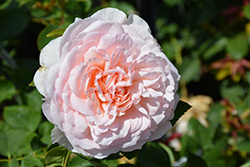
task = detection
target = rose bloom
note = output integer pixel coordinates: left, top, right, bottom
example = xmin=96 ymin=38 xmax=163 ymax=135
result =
xmin=34 ymin=8 xmax=180 ymax=159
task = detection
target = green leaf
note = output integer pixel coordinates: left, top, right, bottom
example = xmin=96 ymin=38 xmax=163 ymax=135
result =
xmin=202 ymin=148 xmax=226 ymax=167
xmin=44 ymin=146 xmax=69 ymax=167
xmin=0 ymin=4 xmax=29 ymax=40
xmin=21 ymin=156 xmax=43 ymax=167
xmin=220 ymin=80 xmax=245 ymax=104
xmin=226 ymin=36 xmax=249 ymax=60
xmin=76 ymin=153 xmax=108 ymax=167
xmin=163 ymin=0 xmax=183 ymax=7
xmin=136 ymin=142 xmax=171 ymax=167
xmin=178 ymin=57 xmax=201 ymax=83
xmin=117 ymin=164 xmax=137 ymax=167
xmin=238 ymin=140 xmax=250 ymax=152
xmin=187 ymin=153 xmax=207 ymax=167
xmin=0 ymin=130 xmax=25 ymax=158
xmin=4 ymin=105 xmax=42 ymax=132
xmin=31 ymin=136 xmax=47 ymax=151
xmin=9 ymin=157 xmax=20 ymax=167
xmin=0 ymin=80 xmax=15 ymax=103
xmin=38 ymin=121 xmax=54 ymax=145
xmin=46 ymin=28 xmax=65 ymax=37
xmin=188 ymin=118 xmax=213 ymax=150
xmin=14 ymin=132 xmax=36 ymax=157
xmin=68 ymin=155 xmax=93 ymax=167
xmin=121 ymin=150 xmax=138 ymax=160
xmin=243 ymin=4 xmax=250 ymax=20
xmin=171 ymin=100 xmax=191 ymax=126
xmin=180 ymin=134 xmax=199 ymax=156
xmin=37 ymin=24 xmax=58 ymax=51
xmin=25 ymin=89 xmax=43 ymax=112
xmin=202 ymin=37 xmax=227 ymax=60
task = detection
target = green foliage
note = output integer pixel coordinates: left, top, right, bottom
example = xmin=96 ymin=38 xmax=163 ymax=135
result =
xmin=0 ymin=0 xmax=250 ymax=166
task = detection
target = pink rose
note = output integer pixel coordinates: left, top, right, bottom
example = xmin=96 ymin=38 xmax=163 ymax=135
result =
xmin=34 ymin=8 xmax=180 ymax=159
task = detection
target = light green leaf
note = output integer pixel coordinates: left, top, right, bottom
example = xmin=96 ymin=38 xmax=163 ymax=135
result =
xmin=243 ymin=4 xmax=250 ymax=20
xmin=202 ymin=148 xmax=226 ymax=167
xmin=9 ymin=157 xmax=20 ymax=167
xmin=21 ymin=156 xmax=43 ymax=167
xmin=46 ymin=28 xmax=65 ymax=37
xmin=0 ymin=80 xmax=15 ymax=103
xmin=226 ymin=36 xmax=249 ymax=60
xmin=4 ymin=105 xmax=42 ymax=132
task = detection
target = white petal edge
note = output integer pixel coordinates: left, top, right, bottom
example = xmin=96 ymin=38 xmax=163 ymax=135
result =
xmin=91 ymin=8 xmax=127 ymax=23
xmin=51 ymin=126 xmax=79 ymax=153
xmin=34 ymin=66 xmax=49 ymax=97
xmin=126 ymin=14 xmax=151 ymax=33
xmin=40 ymin=37 xmax=61 ymax=68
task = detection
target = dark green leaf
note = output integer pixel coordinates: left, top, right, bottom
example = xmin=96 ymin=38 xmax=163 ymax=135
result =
xmin=37 ymin=24 xmax=58 ymax=51
xmin=187 ymin=153 xmax=207 ymax=167
xmin=238 ymin=140 xmax=250 ymax=152
xmin=117 ymin=164 xmax=137 ymax=167
xmin=31 ymin=136 xmax=47 ymax=151
xmin=171 ymin=100 xmax=191 ymax=126
xmin=44 ymin=146 xmax=69 ymax=167
xmin=121 ymin=150 xmax=138 ymax=160
xmin=0 ymin=4 xmax=29 ymax=40
xmin=136 ymin=142 xmax=171 ymax=167
xmin=0 ymin=80 xmax=15 ymax=103
xmin=4 ymin=105 xmax=42 ymax=132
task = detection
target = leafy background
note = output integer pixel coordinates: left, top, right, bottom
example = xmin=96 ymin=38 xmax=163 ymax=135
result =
xmin=0 ymin=0 xmax=250 ymax=166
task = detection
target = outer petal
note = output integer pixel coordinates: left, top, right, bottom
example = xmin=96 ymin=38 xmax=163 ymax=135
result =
xmin=40 ymin=37 xmax=61 ymax=67
xmin=34 ymin=66 xmax=49 ymax=96
xmin=91 ymin=8 xmax=127 ymax=23
xmin=126 ymin=14 xmax=151 ymax=33
xmin=51 ymin=126 xmax=79 ymax=153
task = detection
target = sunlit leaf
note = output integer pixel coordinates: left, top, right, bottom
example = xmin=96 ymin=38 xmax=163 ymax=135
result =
xmin=226 ymin=36 xmax=249 ymax=60
xmin=44 ymin=146 xmax=69 ymax=167
xmin=4 ymin=105 xmax=42 ymax=132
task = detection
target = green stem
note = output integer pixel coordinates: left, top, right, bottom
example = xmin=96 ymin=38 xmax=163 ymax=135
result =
xmin=158 ymin=142 xmax=175 ymax=166
xmin=63 ymin=151 xmax=71 ymax=167
xmin=0 ymin=159 xmax=10 ymax=162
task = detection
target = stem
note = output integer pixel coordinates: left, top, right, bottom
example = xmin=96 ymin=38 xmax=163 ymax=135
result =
xmin=63 ymin=151 xmax=71 ymax=167
xmin=0 ymin=159 xmax=10 ymax=162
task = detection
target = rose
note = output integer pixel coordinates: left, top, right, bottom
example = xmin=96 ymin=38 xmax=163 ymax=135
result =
xmin=34 ymin=8 xmax=180 ymax=159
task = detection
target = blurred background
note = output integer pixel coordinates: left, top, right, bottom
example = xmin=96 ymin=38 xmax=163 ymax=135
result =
xmin=0 ymin=0 xmax=250 ymax=167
